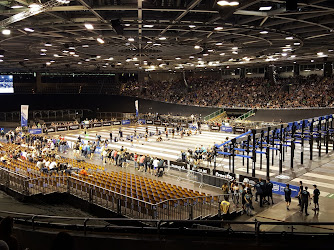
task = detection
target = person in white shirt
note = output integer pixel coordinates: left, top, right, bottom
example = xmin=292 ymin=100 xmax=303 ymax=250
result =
xmin=45 ymin=161 xmax=50 ymax=168
xmin=153 ymin=158 xmax=159 ymax=174
xmin=49 ymin=161 xmax=57 ymax=170
xmin=21 ymin=151 xmax=27 ymax=159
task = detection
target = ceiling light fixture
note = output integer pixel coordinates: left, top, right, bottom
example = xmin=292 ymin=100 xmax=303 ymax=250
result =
xmin=260 ymin=31 xmax=268 ymax=34
xmin=189 ymin=25 xmax=196 ymax=28
xmin=159 ymin=37 xmax=167 ymax=40
xmin=28 ymin=3 xmax=41 ymax=9
xmin=194 ymin=45 xmax=201 ymax=49
xmin=97 ymin=38 xmax=104 ymax=44
xmin=214 ymin=27 xmax=223 ymax=31
xmin=220 ymin=53 xmax=225 ymax=56
xmin=128 ymin=37 xmax=135 ymax=42
xmin=84 ymin=23 xmax=94 ymax=30
xmin=143 ymin=24 xmax=154 ymax=28
xmin=259 ymin=6 xmax=272 ymax=11
xmin=82 ymin=45 xmax=89 ymax=48
xmin=217 ymin=0 xmax=239 ymax=6
xmin=24 ymin=28 xmax=34 ymax=32
xmin=2 ymin=29 xmax=10 ymax=35
xmin=11 ymin=2 xmax=23 ymax=8
xmin=285 ymin=36 xmax=293 ymax=40
xmin=45 ymin=42 xmax=52 ymax=46
xmin=40 ymin=49 xmax=47 ymax=52
xmin=56 ymin=0 xmax=70 ymax=4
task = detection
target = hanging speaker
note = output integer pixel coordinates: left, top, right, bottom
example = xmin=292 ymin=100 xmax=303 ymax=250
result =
xmin=286 ymin=0 xmax=297 ymax=11
xmin=111 ymin=19 xmax=124 ymax=35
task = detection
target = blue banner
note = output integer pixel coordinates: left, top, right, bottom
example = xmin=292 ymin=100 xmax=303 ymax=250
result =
xmin=272 ymin=181 xmax=299 ymax=198
xmin=135 ymin=100 xmax=139 ymax=117
xmin=21 ymin=105 xmax=29 ymax=127
xmin=122 ymin=119 xmax=131 ymax=125
xmin=221 ymin=126 xmax=233 ymax=133
xmin=138 ymin=119 xmax=146 ymax=125
xmin=28 ymin=128 xmax=42 ymax=134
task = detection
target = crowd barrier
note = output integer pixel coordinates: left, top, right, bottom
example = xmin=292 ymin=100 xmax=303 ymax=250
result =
xmin=0 ymin=167 xmax=241 ymax=220
xmin=166 ymin=160 xmax=236 ymax=188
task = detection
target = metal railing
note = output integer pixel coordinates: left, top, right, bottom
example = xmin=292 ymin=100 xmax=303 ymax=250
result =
xmin=0 ymin=209 xmax=334 ymax=235
xmin=204 ymin=109 xmax=225 ymax=122
xmin=236 ymin=109 xmax=256 ymax=121
xmin=166 ymin=163 xmax=233 ymax=189
xmin=0 ymin=167 xmax=236 ymax=220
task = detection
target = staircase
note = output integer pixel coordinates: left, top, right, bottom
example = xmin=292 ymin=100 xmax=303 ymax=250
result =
xmin=204 ymin=109 xmax=227 ymax=124
xmin=236 ymin=109 xmax=256 ymax=121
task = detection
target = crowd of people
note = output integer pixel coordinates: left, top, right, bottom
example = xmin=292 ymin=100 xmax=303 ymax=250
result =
xmin=220 ymin=178 xmax=321 ymax=217
xmin=120 ymin=75 xmax=334 ymax=108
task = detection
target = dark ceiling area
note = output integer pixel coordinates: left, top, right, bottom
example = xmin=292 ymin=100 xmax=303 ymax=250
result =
xmin=0 ymin=0 xmax=332 ymax=72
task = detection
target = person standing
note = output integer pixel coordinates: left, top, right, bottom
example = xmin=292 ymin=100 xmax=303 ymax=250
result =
xmin=109 ymin=132 xmax=112 ymax=142
xmin=221 ymin=183 xmax=229 ymax=201
xmin=300 ymin=186 xmax=311 ymax=216
xmin=284 ymin=184 xmax=292 ymax=210
xmin=265 ymin=179 xmax=274 ymax=205
xmin=298 ymin=181 xmax=303 ymax=206
xmin=244 ymin=189 xmax=253 ymax=216
xmin=312 ymin=184 xmax=320 ymax=211
xmin=254 ymin=179 xmax=264 ymax=207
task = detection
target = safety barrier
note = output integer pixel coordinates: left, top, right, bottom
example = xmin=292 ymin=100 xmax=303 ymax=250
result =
xmin=1 ymin=209 xmax=333 ymax=235
xmin=0 ymin=167 xmax=239 ymax=220
xmin=236 ymin=109 xmax=256 ymax=121
xmin=166 ymin=163 xmax=232 ymax=189
xmin=203 ymin=109 xmax=225 ymax=122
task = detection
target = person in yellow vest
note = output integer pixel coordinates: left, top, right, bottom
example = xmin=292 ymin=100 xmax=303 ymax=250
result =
xmin=220 ymin=197 xmax=230 ymax=215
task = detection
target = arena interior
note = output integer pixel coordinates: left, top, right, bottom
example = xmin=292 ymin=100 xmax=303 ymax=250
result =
xmin=0 ymin=0 xmax=334 ymax=249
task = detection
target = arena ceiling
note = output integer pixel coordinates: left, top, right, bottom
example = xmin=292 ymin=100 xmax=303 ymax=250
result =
xmin=0 ymin=0 xmax=333 ymax=72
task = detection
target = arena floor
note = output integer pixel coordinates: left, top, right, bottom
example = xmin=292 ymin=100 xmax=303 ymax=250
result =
xmin=52 ymin=125 xmax=334 ymax=227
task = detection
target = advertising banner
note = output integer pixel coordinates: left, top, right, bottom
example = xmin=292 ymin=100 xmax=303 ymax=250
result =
xmin=122 ymin=119 xmax=131 ymax=125
xmin=56 ymin=126 xmax=68 ymax=132
xmin=146 ymin=120 xmax=153 ymax=125
xmin=113 ymin=121 xmax=121 ymax=126
xmin=235 ymin=127 xmax=246 ymax=133
xmin=138 ymin=119 xmax=146 ymax=125
xmin=135 ymin=100 xmax=139 ymax=117
xmin=103 ymin=121 xmax=112 ymax=126
xmin=154 ymin=120 xmax=162 ymax=125
xmin=47 ymin=127 xmax=56 ymax=133
xmin=21 ymin=105 xmax=29 ymax=127
xmin=211 ymin=125 xmax=220 ymax=131
xmin=272 ymin=181 xmax=299 ymax=198
xmin=28 ymin=128 xmax=42 ymax=134
xmin=221 ymin=126 xmax=233 ymax=133
xmin=93 ymin=123 xmax=102 ymax=127
xmin=69 ymin=125 xmax=80 ymax=130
